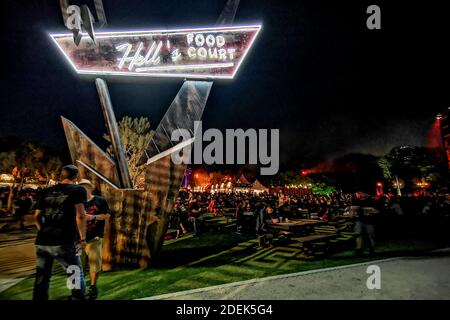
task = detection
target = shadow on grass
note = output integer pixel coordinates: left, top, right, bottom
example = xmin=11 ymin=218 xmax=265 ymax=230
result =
xmin=152 ymin=229 xmax=255 ymax=268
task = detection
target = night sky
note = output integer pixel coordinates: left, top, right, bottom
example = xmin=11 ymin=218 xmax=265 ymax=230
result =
xmin=1 ymin=0 xmax=450 ymax=168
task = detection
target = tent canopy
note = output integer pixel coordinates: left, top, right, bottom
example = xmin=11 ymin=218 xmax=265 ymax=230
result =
xmin=236 ymin=174 xmax=251 ymax=185
xmin=253 ymin=179 xmax=269 ymax=191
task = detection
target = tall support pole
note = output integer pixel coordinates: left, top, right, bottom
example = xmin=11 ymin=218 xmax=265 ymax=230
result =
xmin=216 ymin=0 xmax=240 ymax=25
xmin=95 ymin=78 xmax=133 ymax=189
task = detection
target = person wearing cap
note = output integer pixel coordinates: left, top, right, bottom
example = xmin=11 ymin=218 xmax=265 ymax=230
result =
xmin=33 ymin=165 xmax=87 ymax=300
xmin=78 ymin=178 xmax=110 ymax=300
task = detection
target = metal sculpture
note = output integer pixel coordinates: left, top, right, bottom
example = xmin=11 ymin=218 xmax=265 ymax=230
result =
xmin=60 ymin=0 xmax=247 ymax=269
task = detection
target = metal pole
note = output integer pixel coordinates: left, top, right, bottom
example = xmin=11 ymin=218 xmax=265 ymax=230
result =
xmin=395 ymin=175 xmax=402 ymax=197
xmin=95 ymin=78 xmax=133 ymax=189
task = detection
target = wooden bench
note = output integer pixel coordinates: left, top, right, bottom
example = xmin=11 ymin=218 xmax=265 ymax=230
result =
xmin=291 ymin=233 xmax=338 ymax=244
xmin=291 ymin=233 xmax=338 ymax=257
xmin=336 ymin=231 xmax=357 ymax=241
xmin=277 ymin=230 xmax=294 ymax=240
xmin=222 ymin=209 xmax=236 ymax=223
xmin=314 ymin=225 xmax=338 ymax=234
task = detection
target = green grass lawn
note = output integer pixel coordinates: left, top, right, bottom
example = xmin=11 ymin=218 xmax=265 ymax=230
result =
xmin=1 ymin=221 xmax=447 ymax=300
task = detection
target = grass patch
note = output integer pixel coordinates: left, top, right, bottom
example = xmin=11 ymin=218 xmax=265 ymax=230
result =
xmin=1 ymin=226 xmax=447 ymax=300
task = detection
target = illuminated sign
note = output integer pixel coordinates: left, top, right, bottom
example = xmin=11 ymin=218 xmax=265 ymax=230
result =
xmin=50 ymin=25 xmax=261 ymax=79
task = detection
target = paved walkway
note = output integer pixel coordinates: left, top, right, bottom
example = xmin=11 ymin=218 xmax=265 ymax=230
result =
xmin=0 ymin=240 xmax=35 ymax=293
xmin=0 ymin=214 xmax=36 ymax=244
xmin=142 ymin=250 xmax=450 ymax=300
xmin=0 ymin=215 xmax=36 ymax=293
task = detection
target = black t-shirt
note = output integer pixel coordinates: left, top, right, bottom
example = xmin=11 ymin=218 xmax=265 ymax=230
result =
xmin=35 ymin=184 xmax=87 ymax=246
xmin=15 ymin=198 xmax=32 ymax=215
xmin=85 ymin=195 xmax=110 ymax=241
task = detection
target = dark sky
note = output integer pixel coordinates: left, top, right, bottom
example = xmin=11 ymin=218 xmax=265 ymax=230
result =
xmin=1 ymin=0 xmax=450 ymax=167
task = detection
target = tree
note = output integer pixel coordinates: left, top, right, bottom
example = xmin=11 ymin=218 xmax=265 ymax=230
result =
xmin=311 ymin=182 xmax=337 ymax=195
xmin=0 ymin=142 xmax=46 ymax=211
xmin=208 ymin=171 xmax=226 ymax=186
xmin=104 ymin=116 xmax=153 ymax=188
xmin=276 ymin=169 xmax=312 ymax=186
xmin=381 ymin=145 xmax=445 ymax=190
xmin=311 ymin=153 xmax=383 ymax=193
xmin=16 ymin=143 xmax=47 ymax=188
xmin=0 ymin=152 xmax=16 ymax=212
xmin=41 ymin=156 xmax=62 ymax=184
xmin=377 ymin=157 xmax=392 ymax=180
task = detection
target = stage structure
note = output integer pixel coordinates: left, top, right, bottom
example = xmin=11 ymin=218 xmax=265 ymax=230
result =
xmin=52 ymin=0 xmax=261 ymax=269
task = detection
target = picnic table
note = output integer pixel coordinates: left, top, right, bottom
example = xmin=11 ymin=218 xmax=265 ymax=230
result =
xmin=222 ymin=208 xmax=237 ymax=223
xmin=266 ymin=218 xmax=325 ymax=236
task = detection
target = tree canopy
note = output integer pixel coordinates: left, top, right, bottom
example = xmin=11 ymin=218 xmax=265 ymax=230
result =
xmin=104 ymin=116 xmax=153 ymax=188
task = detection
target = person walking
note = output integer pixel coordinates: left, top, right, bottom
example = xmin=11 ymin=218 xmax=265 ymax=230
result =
xmin=78 ymin=179 xmax=110 ymax=300
xmin=14 ymin=191 xmax=32 ymax=229
xmin=256 ymin=204 xmax=279 ymax=248
xmin=188 ymin=195 xmax=203 ymax=236
xmin=33 ymin=165 xmax=87 ymax=300
xmin=352 ymin=193 xmax=378 ymax=256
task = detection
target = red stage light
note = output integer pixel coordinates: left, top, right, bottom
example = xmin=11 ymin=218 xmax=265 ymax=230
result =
xmin=301 ymin=170 xmax=308 ymax=176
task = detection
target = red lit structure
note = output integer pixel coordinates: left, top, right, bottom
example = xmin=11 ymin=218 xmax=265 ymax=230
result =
xmin=375 ymin=182 xmax=384 ymax=198
xmin=439 ymin=110 xmax=450 ymax=174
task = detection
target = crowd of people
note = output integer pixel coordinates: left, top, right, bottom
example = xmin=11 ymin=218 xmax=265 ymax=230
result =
xmin=0 ymin=187 xmax=40 ymax=229
xmin=169 ymin=189 xmax=450 ymax=250
xmin=171 ymin=190 xmax=449 ymax=228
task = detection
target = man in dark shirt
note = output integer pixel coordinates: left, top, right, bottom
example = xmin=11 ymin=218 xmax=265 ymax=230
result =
xmin=188 ymin=196 xmax=203 ymax=236
xmin=353 ymin=193 xmax=378 ymax=256
xmin=256 ymin=204 xmax=280 ymax=247
xmin=78 ymin=179 xmax=110 ymax=300
xmin=172 ymin=197 xmax=187 ymax=239
xmin=33 ymin=165 xmax=87 ymax=300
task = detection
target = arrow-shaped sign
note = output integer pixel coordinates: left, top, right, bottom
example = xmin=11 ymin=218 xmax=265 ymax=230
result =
xmin=50 ymin=25 xmax=261 ymax=79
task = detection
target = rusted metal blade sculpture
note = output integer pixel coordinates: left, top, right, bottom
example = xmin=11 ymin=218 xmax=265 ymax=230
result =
xmin=61 ymin=0 xmax=242 ymax=269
